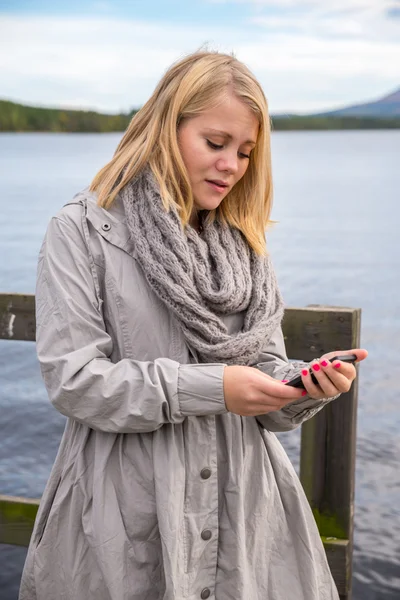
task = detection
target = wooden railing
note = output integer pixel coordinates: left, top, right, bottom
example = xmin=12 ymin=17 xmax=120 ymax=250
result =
xmin=0 ymin=293 xmax=361 ymax=600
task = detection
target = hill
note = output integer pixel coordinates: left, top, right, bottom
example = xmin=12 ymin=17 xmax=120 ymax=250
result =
xmin=315 ymin=87 xmax=400 ymax=118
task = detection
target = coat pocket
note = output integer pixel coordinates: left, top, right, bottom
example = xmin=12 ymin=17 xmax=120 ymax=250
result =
xmin=33 ymin=475 xmax=62 ymax=550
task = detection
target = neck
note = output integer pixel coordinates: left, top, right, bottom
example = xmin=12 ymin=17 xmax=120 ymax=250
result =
xmin=190 ymin=210 xmax=201 ymax=233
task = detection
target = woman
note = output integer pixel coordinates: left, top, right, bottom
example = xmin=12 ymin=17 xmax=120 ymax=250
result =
xmin=20 ymin=51 xmax=367 ymax=600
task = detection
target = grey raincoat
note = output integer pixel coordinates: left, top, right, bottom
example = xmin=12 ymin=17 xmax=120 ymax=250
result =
xmin=19 ymin=190 xmax=339 ymax=600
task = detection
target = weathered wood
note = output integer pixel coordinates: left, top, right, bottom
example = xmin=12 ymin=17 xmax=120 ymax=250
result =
xmin=0 ymin=293 xmax=35 ymax=341
xmin=282 ymin=305 xmax=361 ymax=361
xmin=323 ymin=539 xmax=350 ymax=598
xmin=299 ymin=305 xmax=361 ymax=600
xmin=0 ymin=296 xmax=359 ymax=351
xmin=0 ymin=494 xmax=40 ymax=547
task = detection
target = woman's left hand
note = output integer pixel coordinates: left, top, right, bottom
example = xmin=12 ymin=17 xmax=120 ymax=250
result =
xmin=299 ymin=348 xmax=368 ymax=400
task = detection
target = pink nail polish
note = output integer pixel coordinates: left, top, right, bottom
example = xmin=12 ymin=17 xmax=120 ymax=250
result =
xmin=312 ymin=364 xmax=320 ymax=372
xmin=333 ymin=362 xmax=341 ymax=369
xmin=281 ymin=380 xmax=288 ymax=383
xmin=301 ymin=369 xmax=308 ymax=376
xmin=301 ymin=390 xmax=307 ymax=396
xmin=321 ymin=360 xmax=328 ymax=367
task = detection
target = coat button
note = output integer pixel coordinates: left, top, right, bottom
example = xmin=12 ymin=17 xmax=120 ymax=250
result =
xmin=200 ymin=468 xmax=211 ymax=479
xmin=102 ymin=223 xmax=111 ymax=231
xmin=200 ymin=589 xmax=211 ymax=599
xmin=201 ymin=529 xmax=212 ymax=541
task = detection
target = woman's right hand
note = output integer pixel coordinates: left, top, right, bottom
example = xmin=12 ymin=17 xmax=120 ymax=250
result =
xmin=223 ymin=365 xmax=305 ymax=417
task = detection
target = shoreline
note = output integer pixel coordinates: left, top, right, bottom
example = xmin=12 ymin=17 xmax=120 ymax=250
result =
xmin=1 ymin=100 xmax=399 ymax=133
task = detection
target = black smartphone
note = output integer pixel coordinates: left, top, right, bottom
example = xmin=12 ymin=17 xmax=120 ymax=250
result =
xmin=285 ymin=354 xmax=358 ymax=388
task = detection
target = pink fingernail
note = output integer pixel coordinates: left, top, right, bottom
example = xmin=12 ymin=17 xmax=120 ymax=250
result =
xmin=312 ymin=364 xmax=320 ymax=372
xmin=321 ymin=360 xmax=328 ymax=367
xmin=281 ymin=380 xmax=288 ymax=383
xmin=301 ymin=369 xmax=308 ymax=376
xmin=333 ymin=362 xmax=341 ymax=369
xmin=301 ymin=390 xmax=307 ymax=396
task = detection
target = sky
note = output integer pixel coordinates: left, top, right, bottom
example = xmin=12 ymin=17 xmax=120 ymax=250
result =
xmin=0 ymin=0 xmax=399 ymax=115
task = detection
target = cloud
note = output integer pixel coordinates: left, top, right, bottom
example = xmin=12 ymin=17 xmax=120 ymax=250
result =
xmin=209 ymin=0 xmax=396 ymax=9
xmin=211 ymin=0 xmax=400 ymax=111
xmin=0 ymin=10 xmax=398 ymax=114
xmin=209 ymin=0 xmax=400 ymax=41
xmin=0 ymin=16 xmax=230 ymax=111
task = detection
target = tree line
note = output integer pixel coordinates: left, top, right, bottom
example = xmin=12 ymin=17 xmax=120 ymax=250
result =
xmin=0 ymin=100 xmax=136 ymax=132
xmin=1 ymin=99 xmax=399 ymax=132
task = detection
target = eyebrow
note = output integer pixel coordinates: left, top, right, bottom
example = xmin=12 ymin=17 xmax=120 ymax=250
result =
xmin=204 ymin=128 xmax=257 ymax=146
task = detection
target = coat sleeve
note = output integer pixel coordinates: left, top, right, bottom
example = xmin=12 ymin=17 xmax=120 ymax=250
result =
xmin=35 ymin=210 xmax=227 ymax=434
xmin=252 ymin=325 xmax=339 ymax=432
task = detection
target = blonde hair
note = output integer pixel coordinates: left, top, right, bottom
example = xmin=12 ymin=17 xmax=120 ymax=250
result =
xmin=90 ymin=51 xmax=273 ymax=256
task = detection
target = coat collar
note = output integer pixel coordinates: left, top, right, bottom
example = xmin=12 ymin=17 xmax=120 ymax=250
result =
xmin=66 ymin=189 xmax=136 ymax=257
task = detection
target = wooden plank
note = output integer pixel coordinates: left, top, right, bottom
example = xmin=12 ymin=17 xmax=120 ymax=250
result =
xmin=0 ymin=293 xmax=35 ymax=341
xmin=323 ymin=539 xmax=351 ymax=598
xmin=0 ymin=494 xmax=40 ymax=547
xmin=299 ymin=305 xmax=361 ymax=600
xmin=0 ymin=297 xmax=355 ymax=349
xmin=282 ymin=305 xmax=361 ymax=361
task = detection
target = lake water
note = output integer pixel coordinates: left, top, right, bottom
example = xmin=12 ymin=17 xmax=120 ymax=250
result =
xmin=0 ymin=131 xmax=399 ymax=599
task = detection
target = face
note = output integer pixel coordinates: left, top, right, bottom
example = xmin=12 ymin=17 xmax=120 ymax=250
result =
xmin=177 ymin=93 xmax=259 ymax=222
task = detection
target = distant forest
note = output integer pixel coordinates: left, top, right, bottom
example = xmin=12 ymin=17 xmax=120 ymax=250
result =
xmin=0 ymin=100 xmax=135 ymax=132
xmin=1 ymin=99 xmax=400 ymax=132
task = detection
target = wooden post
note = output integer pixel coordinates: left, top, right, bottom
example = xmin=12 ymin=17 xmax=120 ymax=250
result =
xmin=283 ymin=305 xmax=361 ymax=600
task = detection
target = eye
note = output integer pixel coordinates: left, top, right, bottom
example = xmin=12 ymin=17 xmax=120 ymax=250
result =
xmin=206 ymin=139 xmax=223 ymax=150
xmin=239 ymin=152 xmax=251 ymax=159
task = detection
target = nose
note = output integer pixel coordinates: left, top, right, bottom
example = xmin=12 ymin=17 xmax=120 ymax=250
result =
xmin=216 ymin=151 xmax=239 ymax=175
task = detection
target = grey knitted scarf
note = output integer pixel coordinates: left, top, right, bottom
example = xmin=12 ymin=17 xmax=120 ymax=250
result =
xmin=121 ymin=168 xmax=284 ymax=365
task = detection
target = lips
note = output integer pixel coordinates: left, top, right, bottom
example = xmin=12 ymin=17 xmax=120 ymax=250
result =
xmin=206 ymin=179 xmax=228 ymax=187
xmin=205 ymin=179 xmax=229 ymax=193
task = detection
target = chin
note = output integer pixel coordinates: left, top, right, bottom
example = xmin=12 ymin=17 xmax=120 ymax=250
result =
xmin=196 ymin=195 xmax=227 ymax=212
xmin=198 ymin=201 xmax=223 ymax=212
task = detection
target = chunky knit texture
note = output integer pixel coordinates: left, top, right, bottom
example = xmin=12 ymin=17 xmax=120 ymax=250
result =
xmin=121 ymin=168 xmax=285 ymax=365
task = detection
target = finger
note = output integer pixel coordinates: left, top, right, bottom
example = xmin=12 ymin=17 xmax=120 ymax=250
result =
xmin=307 ymin=362 xmax=339 ymax=398
xmin=329 ymin=360 xmax=356 ymax=380
xmin=259 ymin=377 xmax=304 ymax=400
xmin=319 ymin=359 xmax=354 ymax=392
xmin=250 ymin=395 xmax=300 ymax=415
xmin=322 ymin=348 xmax=368 ymax=363
xmin=300 ymin=367 xmax=326 ymax=399
xmin=349 ymin=349 xmax=368 ymax=362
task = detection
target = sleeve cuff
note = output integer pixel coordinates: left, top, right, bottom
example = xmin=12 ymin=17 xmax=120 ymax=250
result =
xmin=177 ymin=363 xmax=228 ymax=417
